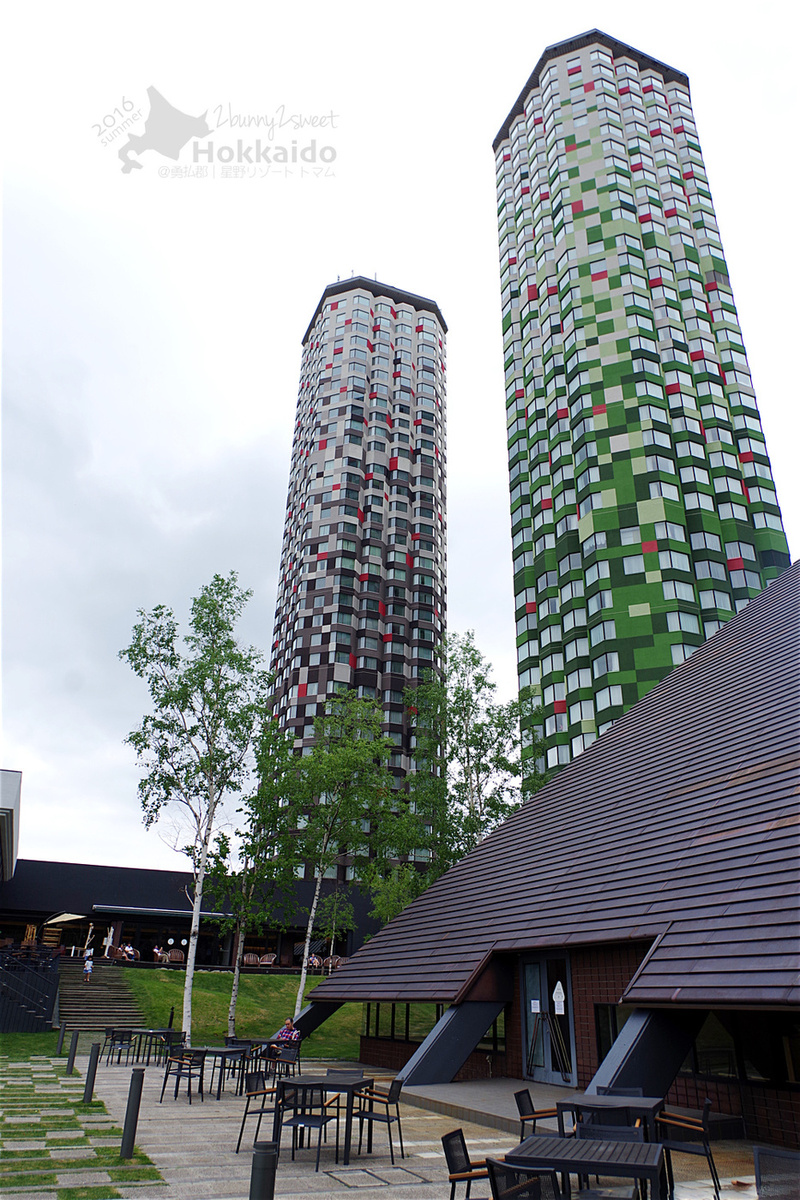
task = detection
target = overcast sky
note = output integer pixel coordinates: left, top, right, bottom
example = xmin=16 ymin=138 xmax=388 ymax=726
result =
xmin=2 ymin=1 xmax=798 ymax=872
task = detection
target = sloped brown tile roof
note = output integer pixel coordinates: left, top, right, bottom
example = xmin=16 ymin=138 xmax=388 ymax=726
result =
xmin=312 ymin=563 xmax=800 ymax=1009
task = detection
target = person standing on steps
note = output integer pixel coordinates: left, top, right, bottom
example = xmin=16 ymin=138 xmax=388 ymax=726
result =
xmin=83 ymin=957 xmax=93 ymax=983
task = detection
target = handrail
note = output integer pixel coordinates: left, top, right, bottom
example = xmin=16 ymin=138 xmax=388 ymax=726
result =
xmin=0 ymin=945 xmax=61 ymax=973
xmin=0 ymin=957 xmax=59 ymax=1030
xmin=0 ymin=974 xmax=51 ymax=1018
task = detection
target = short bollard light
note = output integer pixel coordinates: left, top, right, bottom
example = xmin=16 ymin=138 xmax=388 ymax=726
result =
xmin=83 ymin=1043 xmax=101 ymax=1103
xmin=120 ymin=1068 xmax=145 ymax=1160
xmin=56 ymin=1020 xmax=67 ymax=1055
xmin=65 ymin=1030 xmax=80 ymax=1076
xmin=250 ymin=1140 xmax=278 ymax=1200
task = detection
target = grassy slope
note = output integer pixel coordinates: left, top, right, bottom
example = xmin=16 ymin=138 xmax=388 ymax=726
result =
xmin=0 ymin=1030 xmax=60 ymax=1058
xmin=124 ymin=970 xmax=363 ymax=1058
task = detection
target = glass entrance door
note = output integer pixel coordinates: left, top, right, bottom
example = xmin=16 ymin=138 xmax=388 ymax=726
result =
xmin=522 ymin=953 xmax=576 ymax=1086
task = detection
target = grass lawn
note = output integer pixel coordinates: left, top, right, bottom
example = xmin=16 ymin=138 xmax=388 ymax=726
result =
xmin=124 ymin=969 xmax=364 ymax=1058
xmin=0 ymin=1030 xmax=60 ymax=1059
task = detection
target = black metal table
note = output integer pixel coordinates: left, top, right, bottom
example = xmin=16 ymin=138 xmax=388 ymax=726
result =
xmin=271 ymin=1073 xmax=373 ymax=1166
xmin=556 ymin=1093 xmax=666 ymax=1138
xmin=194 ymin=1045 xmax=248 ymax=1100
xmin=131 ymin=1028 xmax=174 ymax=1066
xmin=505 ymin=1133 xmax=666 ymax=1199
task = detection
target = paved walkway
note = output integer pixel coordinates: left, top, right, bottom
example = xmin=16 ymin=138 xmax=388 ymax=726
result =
xmin=83 ymin=1055 xmax=516 ymax=1200
xmin=1 ymin=1052 xmax=760 ymax=1200
xmin=93 ymin=1056 xmax=758 ymax=1200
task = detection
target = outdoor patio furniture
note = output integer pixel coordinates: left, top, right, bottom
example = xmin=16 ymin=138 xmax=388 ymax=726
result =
xmin=132 ymin=1026 xmax=177 ymax=1066
xmin=153 ymin=1029 xmax=186 ymax=1066
xmin=656 ymin=1098 xmax=721 ymax=1200
xmin=259 ymin=953 xmax=277 ymax=967
xmin=487 ymin=1158 xmax=561 ymax=1200
xmin=323 ymin=955 xmax=342 ymax=971
xmin=160 ymin=1048 xmax=207 ymax=1104
xmin=168 ymin=948 xmax=185 ymax=964
xmin=575 ymin=1123 xmax=642 ymax=1199
xmin=504 ymin=1135 xmax=664 ymax=1200
xmin=269 ymin=1044 xmax=300 ymax=1078
xmin=277 ymin=1082 xmax=340 ymax=1171
xmin=514 ymin=1088 xmax=559 ymax=1143
xmin=556 ymin=1093 xmax=665 ymax=1140
xmin=355 ymin=1077 xmax=405 ymax=1164
xmin=753 ymin=1144 xmax=800 ymax=1199
xmin=105 ymin=1029 xmax=135 ymax=1066
xmin=597 ymin=1087 xmax=644 ymax=1097
xmin=575 ymin=1104 xmax=637 ymax=1130
xmin=243 ymin=953 xmax=260 ymax=966
xmin=271 ymin=1073 xmax=372 ymax=1167
xmin=221 ymin=1038 xmax=252 ymax=1089
xmin=236 ymin=1070 xmax=277 ymax=1153
xmin=442 ymin=1128 xmax=489 ymax=1200
xmin=193 ymin=1045 xmax=249 ymax=1100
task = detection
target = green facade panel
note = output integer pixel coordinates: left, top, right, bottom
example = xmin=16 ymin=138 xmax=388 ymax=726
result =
xmin=496 ymin=33 xmax=790 ymax=772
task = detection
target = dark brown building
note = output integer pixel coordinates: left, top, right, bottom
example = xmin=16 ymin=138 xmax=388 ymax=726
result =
xmin=299 ymin=563 xmax=800 ymax=1147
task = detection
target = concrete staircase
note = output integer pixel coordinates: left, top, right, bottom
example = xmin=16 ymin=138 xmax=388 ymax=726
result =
xmin=57 ymin=959 xmax=144 ymax=1030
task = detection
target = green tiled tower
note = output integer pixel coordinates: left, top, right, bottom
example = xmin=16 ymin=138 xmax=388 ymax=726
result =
xmin=494 ymin=31 xmax=790 ymax=772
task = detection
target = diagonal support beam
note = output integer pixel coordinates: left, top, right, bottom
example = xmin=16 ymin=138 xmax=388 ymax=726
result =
xmin=398 ymin=1001 xmax=505 ymax=1086
xmin=587 ymin=1006 xmax=706 ymax=1096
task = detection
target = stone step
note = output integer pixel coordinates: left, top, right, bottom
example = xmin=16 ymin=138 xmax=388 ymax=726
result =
xmin=57 ymin=961 xmax=144 ymax=1031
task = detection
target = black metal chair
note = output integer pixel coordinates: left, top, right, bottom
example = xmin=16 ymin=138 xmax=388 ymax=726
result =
xmin=596 ymin=1086 xmax=644 ymax=1097
xmin=656 ymin=1099 xmax=721 ymax=1200
xmin=277 ymin=1083 xmax=340 ymax=1171
xmin=575 ymin=1122 xmax=643 ymax=1142
xmin=575 ymin=1102 xmax=635 ymax=1129
xmin=105 ymin=1029 xmax=135 ymax=1066
xmin=153 ymin=1029 xmax=185 ymax=1067
xmin=159 ymin=1048 xmax=207 ymax=1104
xmin=486 ymin=1157 xmax=562 ymax=1200
xmin=355 ymin=1077 xmax=405 ymax=1164
xmin=236 ymin=1070 xmax=277 ymax=1153
xmin=271 ymin=1044 xmax=300 ymax=1078
xmin=513 ymin=1089 xmax=559 ymax=1142
xmin=442 ymin=1129 xmax=489 ymax=1200
xmin=753 ymin=1144 xmax=800 ymax=1199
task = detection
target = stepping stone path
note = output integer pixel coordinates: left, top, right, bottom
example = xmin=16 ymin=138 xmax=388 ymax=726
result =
xmin=0 ymin=1052 xmax=162 ymax=1197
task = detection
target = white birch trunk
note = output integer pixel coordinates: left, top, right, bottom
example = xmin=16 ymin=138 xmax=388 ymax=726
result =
xmin=294 ymin=867 xmax=323 ymax=1019
xmin=182 ymin=789 xmax=217 ymax=1044
xmin=227 ymin=923 xmax=243 ymax=1038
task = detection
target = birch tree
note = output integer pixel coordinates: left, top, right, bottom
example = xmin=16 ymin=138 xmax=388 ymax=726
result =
xmin=205 ymin=714 xmax=299 ymax=1037
xmin=290 ymin=691 xmax=409 ymax=1018
xmin=313 ymin=888 xmax=356 ymax=963
xmin=407 ymin=631 xmax=547 ymax=871
xmin=119 ymin=572 xmax=272 ymax=1043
